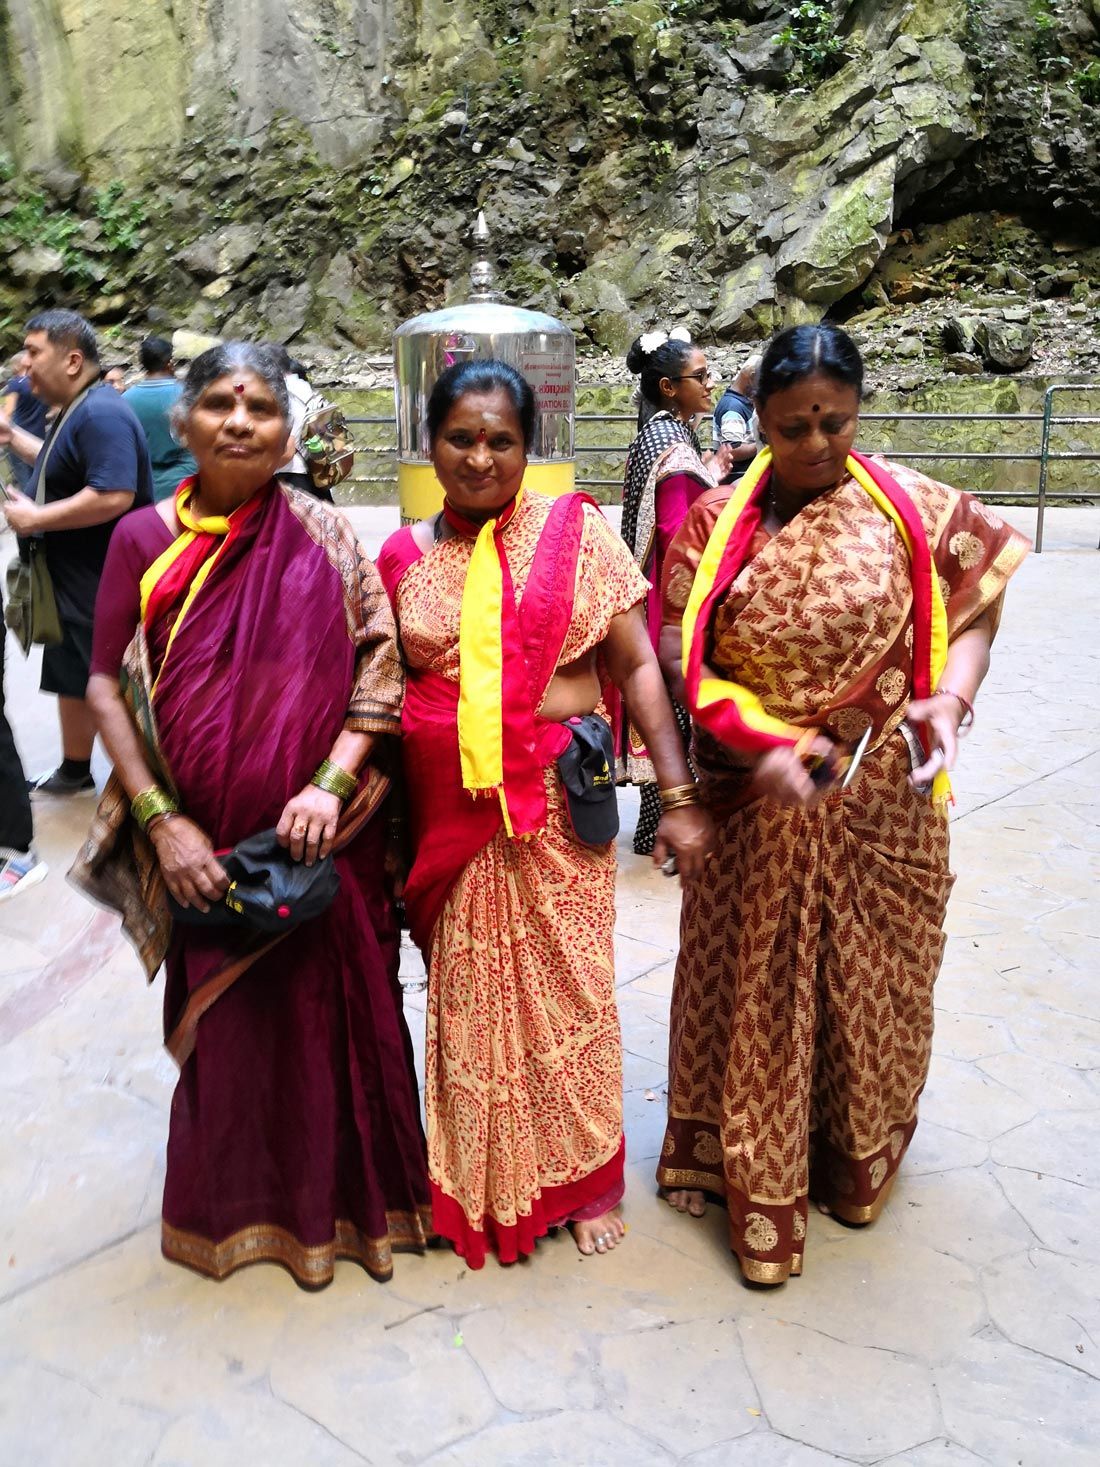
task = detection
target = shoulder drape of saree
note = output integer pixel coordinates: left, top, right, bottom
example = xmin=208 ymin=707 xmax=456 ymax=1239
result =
xmin=281 ymin=486 xmax=405 ymax=734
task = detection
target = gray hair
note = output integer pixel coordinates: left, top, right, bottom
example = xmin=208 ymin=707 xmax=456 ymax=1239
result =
xmin=171 ymin=341 xmax=291 ymax=431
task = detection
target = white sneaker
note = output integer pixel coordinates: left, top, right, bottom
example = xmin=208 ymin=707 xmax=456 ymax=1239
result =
xmin=0 ymin=848 xmax=48 ymax=903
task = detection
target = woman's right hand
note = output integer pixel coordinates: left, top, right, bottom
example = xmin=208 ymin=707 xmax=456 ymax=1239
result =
xmin=149 ymin=815 xmax=230 ymax=912
xmin=751 ymin=737 xmax=837 ymax=808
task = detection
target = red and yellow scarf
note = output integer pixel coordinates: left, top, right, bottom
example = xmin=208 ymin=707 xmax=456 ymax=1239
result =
xmin=139 ymin=478 xmax=265 ymax=686
xmin=447 ymin=490 xmax=549 ymax=837
xmin=682 ymin=448 xmax=950 ymax=802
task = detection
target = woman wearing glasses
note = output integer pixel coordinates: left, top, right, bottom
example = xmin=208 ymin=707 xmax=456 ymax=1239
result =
xmin=620 ymin=330 xmax=730 ymax=854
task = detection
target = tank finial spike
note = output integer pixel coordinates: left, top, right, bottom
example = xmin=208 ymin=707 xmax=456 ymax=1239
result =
xmin=469 ymin=208 xmax=498 ymax=301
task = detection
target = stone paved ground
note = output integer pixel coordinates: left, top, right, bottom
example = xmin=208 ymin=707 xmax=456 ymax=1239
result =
xmin=1 ymin=505 xmax=1098 ymax=1467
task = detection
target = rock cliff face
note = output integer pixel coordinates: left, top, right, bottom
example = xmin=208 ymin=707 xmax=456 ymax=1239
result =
xmin=0 ymin=1 xmax=397 ymax=169
xmin=0 ymin=0 xmax=1097 ymax=352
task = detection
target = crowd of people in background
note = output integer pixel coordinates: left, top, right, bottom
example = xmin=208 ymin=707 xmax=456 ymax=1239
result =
xmin=0 ymin=307 xmax=1029 ymax=1290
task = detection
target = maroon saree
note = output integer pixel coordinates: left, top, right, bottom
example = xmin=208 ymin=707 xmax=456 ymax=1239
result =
xmin=74 ymin=482 xmax=432 ymax=1286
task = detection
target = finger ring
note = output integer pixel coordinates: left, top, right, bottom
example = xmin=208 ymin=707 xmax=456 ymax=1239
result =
xmin=292 ymin=824 xmax=307 ymax=836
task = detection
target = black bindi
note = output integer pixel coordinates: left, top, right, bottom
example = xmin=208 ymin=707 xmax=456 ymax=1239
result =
xmin=812 ymin=403 xmax=821 ymax=413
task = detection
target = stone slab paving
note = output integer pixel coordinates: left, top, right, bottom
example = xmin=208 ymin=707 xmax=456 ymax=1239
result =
xmin=1 ymin=506 xmax=1098 ymax=1466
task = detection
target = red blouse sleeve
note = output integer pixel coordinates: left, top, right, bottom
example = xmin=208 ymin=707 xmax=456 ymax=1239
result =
xmin=90 ymin=510 xmax=174 ymax=680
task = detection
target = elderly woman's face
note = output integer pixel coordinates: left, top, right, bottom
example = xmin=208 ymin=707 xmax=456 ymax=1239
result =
xmin=431 ymin=388 xmax=527 ymax=517
xmin=757 ymin=372 xmax=860 ymax=495
xmin=180 ymin=370 xmax=293 ymax=485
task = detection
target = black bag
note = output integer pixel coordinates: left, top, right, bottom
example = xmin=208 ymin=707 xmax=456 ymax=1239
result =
xmin=556 ymin=714 xmax=619 ymax=846
xmin=168 ymin=828 xmax=340 ymax=932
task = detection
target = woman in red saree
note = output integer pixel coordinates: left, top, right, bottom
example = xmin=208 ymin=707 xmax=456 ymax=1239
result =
xmin=73 ymin=343 xmax=431 ymax=1287
xmin=378 ymin=360 xmax=714 ymax=1268
xmin=654 ymin=325 xmax=1029 ymax=1283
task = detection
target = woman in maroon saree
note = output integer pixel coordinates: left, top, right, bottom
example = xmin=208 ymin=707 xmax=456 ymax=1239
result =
xmin=74 ymin=343 xmax=431 ymax=1287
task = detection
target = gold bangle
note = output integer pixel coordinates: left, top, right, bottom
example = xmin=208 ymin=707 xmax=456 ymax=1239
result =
xmin=660 ymin=794 xmax=700 ymax=813
xmin=312 ymin=758 xmax=358 ymax=802
xmin=131 ymin=785 xmax=180 ymax=832
xmin=659 ymin=783 xmax=698 ymax=809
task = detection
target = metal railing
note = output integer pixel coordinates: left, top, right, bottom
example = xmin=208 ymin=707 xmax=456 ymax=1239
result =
xmin=342 ymin=384 xmax=1100 ymax=552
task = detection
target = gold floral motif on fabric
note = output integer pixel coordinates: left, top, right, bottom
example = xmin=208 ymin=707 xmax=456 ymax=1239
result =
xmin=869 ymin=1157 xmax=889 ymax=1190
xmin=831 ymin=706 xmax=872 ymax=743
xmin=889 ymin=1128 xmax=906 ymax=1159
xmin=875 ymin=667 xmax=907 ymax=707
xmin=949 ymin=530 xmax=985 ymax=570
xmin=744 ymin=1212 xmax=780 ymax=1252
xmin=793 ymin=1211 xmax=806 ymax=1241
xmin=972 ymin=499 xmax=1006 ymax=530
xmin=662 ymin=1133 xmax=676 ymax=1158
xmin=664 ymin=560 xmax=696 ymax=613
xmin=693 ymin=1131 xmax=723 ymax=1166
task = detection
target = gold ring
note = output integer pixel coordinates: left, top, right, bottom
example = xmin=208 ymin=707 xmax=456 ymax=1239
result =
xmin=292 ymin=824 xmax=306 ymax=836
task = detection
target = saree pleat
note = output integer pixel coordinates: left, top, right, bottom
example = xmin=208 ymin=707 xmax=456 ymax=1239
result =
xmin=427 ymin=773 xmax=625 ymax=1267
xmin=656 ymin=459 xmax=1030 ymax=1282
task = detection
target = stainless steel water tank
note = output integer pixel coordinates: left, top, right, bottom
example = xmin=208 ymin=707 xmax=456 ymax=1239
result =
xmin=393 ymin=213 xmax=576 ymax=522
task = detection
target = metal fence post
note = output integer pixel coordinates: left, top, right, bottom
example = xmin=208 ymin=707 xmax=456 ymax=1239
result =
xmin=1035 ymin=385 xmax=1055 ymax=554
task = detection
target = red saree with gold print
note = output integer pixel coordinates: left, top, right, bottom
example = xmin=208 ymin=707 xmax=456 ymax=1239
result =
xmin=379 ymin=491 xmax=649 ymax=1268
xmin=73 ymin=480 xmax=432 ymax=1287
xmin=655 ymin=457 xmax=1029 ymax=1283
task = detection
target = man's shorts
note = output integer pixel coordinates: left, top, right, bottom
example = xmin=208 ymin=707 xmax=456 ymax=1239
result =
xmin=40 ymin=619 xmax=93 ymax=698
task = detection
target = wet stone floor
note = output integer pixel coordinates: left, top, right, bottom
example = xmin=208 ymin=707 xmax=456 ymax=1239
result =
xmin=1 ymin=507 xmax=1098 ymax=1467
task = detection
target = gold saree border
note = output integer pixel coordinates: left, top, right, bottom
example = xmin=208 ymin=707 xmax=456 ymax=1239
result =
xmin=980 ymin=536 xmax=1029 ymax=605
xmin=829 ymin=1170 xmax=898 ymax=1226
xmin=741 ymin=1257 xmax=795 ymax=1285
xmin=656 ymin=1167 xmax=725 ymax=1193
xmin=162 ymin=1207 xmax=433 ymax=1288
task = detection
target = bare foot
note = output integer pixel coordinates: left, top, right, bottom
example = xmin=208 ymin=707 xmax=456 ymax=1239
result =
xmin=570 ymin=1208 xmax=626 ymax=1256
xmin=816 ymin=1200 xmax=832 ymax=1216
xmin=664 ymin=1188 xmax=707 ymax=1217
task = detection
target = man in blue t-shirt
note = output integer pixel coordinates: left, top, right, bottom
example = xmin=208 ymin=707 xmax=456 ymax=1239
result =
xmin=711 ymin=353 xmax=762 ymax=484
xmin=0 ymin=310 xmax=152 ymax=794
xmin=1 ymin=353 xmax=49 ymax=491
xmin=123 ymin=336 xmax=196 ymax=501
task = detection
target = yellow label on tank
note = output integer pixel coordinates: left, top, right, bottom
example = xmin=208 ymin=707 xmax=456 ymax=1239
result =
xmin=397 ymin=460 xmax=575 ymax=525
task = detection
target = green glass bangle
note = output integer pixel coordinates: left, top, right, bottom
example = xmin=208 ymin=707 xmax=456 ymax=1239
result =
xmin=311 ymin=758 xmax=358 ymax=802
xmin=131 ymin=785 xmax=180 ymax=832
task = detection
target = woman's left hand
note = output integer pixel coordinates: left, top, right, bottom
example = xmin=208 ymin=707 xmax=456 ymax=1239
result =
xmin=905 ymin=694 xmax=964 ymax=788
xmin=653 ymin=804 xmax=717 ymax=883
xmin=276 ymin=785 xmax=343 ymax=865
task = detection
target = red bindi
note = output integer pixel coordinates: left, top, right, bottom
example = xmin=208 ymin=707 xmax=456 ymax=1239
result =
xmin=234 ymin=382 xmax=246 ymax=395
xmin=476 ymin=428 xmax=487 ymax=442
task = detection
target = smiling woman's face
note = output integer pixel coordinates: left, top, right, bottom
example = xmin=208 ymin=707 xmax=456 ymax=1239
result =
xmin=756 ymin=371 xmax=860 ymax=495
xmin=179 ymin=370 xmax=293 ymax=490
xmin=430 ymin=388 xmax=528 ymax=517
